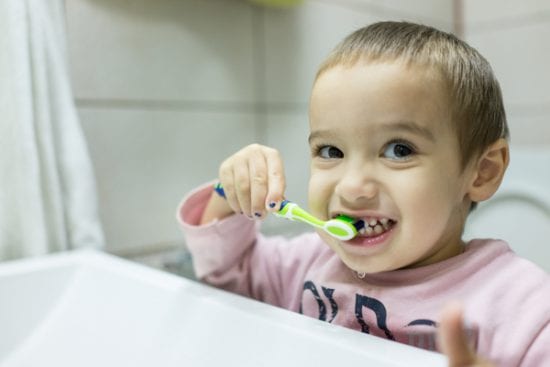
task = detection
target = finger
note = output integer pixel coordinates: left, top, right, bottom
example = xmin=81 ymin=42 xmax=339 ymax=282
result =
xmin=249 ymin=153 xmax=268 ymax=219
xmin=233 ymin=159 xmax=252 ymax=217
xmin=437 ymin=302 xmax=476 ymax=367
xmin=264 ymin=148 xmax=286 ymax=211
xmin=219 ymin=160 xmax=240 ymax=214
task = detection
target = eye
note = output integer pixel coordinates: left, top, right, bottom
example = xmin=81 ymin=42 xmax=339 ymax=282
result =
xmin=318 ymin=145 xmax=344 ymax=159
xmin=383 ymin=141 xmax=415 ymax=160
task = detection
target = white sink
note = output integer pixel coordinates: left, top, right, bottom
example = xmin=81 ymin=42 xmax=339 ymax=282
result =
xmin=0 ymin=250 xmax=446 ymax=367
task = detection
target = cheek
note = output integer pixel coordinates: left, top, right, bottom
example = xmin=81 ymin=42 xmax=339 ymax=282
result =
xmin=308 ymin=170 xmax=335 ymax=217
xmin=396 ymin=172 xmax=464 ymax=228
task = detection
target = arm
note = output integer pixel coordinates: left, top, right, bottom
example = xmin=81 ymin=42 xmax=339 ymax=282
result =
xmin=200 ymin=189 xmax=233 ymax=224
xmin=178 ymin=144 xmax=289 ymax=302
xmin=178 ymin=182 xmax=314 ymax=309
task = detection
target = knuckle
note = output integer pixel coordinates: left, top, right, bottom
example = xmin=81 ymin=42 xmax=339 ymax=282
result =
xmin=251 ymin=175 xmax=267 ymax=186
xmin=265 ymin=146 xmax=279 ymax=155
xmin=235 ymin=177 xmax=250 ymax=191
xmin=245 ymin=143 xmax=262 ymax=153
xmin=269 ymin=170 xmax=282 ymax=178
xmin=266 ymin=146 xmax=280 ymax=157
xmin=219 ymin=159 xmax=233 ymax=174
xmin=222 ymin=182 xmax=235 ymax=194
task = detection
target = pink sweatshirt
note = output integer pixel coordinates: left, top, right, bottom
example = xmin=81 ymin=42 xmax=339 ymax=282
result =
xmin=178 ymin=184 xmax=550 ymax=366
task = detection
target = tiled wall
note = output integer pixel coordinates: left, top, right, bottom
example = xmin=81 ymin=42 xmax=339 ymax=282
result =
xmin=461 ymin=0 xmax=550 ymax=270
xmin=462 ymin=0 xmax=550 ymax=147
xmin=65 ymin=0 xmax=454 ymax=252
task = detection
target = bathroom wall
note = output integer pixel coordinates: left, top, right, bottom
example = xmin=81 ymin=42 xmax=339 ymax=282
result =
xmin=65 ymin=0 xmax=454 ymax=254
xmin=461 ymin=0 xmax=550 ymax=271
xmin=462 ymin=0 xmax=550 ymax=147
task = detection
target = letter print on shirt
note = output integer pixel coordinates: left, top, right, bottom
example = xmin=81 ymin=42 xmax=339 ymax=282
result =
xmin=300 ymin=280 xmax=443 ymax=350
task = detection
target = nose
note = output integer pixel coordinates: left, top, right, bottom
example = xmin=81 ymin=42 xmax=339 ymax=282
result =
xmin=334 ymin=166 xmax=379 ymax=206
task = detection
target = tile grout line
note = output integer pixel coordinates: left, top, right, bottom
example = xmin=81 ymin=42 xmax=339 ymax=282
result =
xmin=75 ymin=98 xmax=309 ymax=113
xmin=453 ymin=0 xmax=464 ymax=38
xmin=251 ymin=5 xmax=269 ymax=144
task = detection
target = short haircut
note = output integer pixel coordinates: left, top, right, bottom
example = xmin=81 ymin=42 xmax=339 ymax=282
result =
xmin=316 ymin=21 xmax=509 ymax=170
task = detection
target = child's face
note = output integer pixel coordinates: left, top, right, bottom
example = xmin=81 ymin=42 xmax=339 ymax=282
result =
xmin=308 ymin=61 xmax=475 ymax=273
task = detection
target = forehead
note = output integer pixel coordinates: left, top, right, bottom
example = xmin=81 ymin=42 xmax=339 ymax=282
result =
xmin=309 ymin=61 xmax=453 ymax=137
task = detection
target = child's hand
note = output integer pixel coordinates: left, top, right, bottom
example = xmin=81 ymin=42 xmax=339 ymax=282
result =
xmin=201 ymin=144 xmax=286 ymax=224
xmin=438 ymin=303 xmax=494 ymax=367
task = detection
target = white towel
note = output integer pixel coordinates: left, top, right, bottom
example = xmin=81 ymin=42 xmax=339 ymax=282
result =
xmin=0 ymin=0 xmax=104 ymax=260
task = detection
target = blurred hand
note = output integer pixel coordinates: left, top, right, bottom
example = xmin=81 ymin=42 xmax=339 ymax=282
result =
xmin=437 ymin=302 xmax=494 ymax=367
xmin=201 ymin=144 xmax=286 ymax=224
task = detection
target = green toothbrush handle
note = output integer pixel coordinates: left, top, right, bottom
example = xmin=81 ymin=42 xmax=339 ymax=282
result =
xmin=274 ymin=202 xmax=325 ymax=229
xmin=275 ymin=202 xmax=358 ymax=240
xmin=213 ymin=183 xmax=358 ymax=240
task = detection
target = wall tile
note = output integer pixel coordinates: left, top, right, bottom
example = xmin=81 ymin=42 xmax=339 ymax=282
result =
xmin=507 ymin=111 xmax=550 ymax=146
xmin=263 ymin=1 xmax=382 ymax=105
xmin=465 ymin=22 xmax=550 ymax=107
xmin=79 ymin=108 xmax=258 ymax=251
xmin=464 ymin=2 xmax=550 ymax=146
xmin=66 ymin=0 xmax=256 ymax=103
xmin=464 ymin=0 xmax=550 ymax=25
xmin=264 ymin=110 xmax=310 ymax=203
xmin=263 ymin=0 xmax=454 ymax=105
xmin=260 ymin=110 xmax=312 ymax=235
xmin=322 ymin=0 xmax=454 ymax=26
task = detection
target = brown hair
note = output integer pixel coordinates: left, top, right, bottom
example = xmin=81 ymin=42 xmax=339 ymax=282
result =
xmin=316 ymin=21 xmax=509 ymax=169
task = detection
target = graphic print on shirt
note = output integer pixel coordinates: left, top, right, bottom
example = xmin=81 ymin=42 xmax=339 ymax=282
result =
xmin=300 ymin=280 xmax=440 ymax=350
xmin=300 ymin=281 xmax=338 ymax=322
xmin=355 ymin=293 xmax=395 ymax=339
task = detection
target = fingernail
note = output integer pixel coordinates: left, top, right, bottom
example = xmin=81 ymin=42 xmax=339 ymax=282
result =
xmin=254 ymin=212 xmax=262 ymax=218
xmin=268 ymin=202 xmax=276 ymax=209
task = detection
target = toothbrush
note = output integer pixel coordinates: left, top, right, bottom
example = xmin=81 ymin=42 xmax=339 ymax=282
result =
xmin=213 ymin=183 xmax=364 ymax=241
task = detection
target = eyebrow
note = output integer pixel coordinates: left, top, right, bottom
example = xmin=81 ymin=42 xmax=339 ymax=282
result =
xmin=308 ymin=121 xmax=436 ymax=143
xmin=385 ymin=121 xmax=436 ymax=142
xmin=308 ymin=130 xmax=337 ymax=144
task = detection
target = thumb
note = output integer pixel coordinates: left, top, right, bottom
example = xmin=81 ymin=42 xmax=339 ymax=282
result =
xmin=437 ymin=302 xmax=477 ymax=367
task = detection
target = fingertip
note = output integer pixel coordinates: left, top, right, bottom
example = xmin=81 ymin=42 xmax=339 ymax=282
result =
xmin=265 ymin=198 xmax=284 ymax=212
xmin=266 ymin=201 xmax=278 ymax=213
xmin=440 ymin=301 xmax=464 ymax=324
xmin=253 ymin=211 xmax=266 ymax=220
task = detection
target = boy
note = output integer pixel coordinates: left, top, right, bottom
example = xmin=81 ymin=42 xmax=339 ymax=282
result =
xmin=178 ymin=22 xmax=549 ymax=366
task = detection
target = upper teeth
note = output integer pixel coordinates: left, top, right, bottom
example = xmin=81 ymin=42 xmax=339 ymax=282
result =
xmin=357 ymin=217 xmax=394 ymax=235
xmin=363 ymin=217 xmax=392 ymax=228
xmin=333 ymin=214 xmax=394 ymax=233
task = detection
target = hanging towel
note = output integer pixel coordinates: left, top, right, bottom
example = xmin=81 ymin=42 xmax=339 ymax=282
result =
xmin=0 ymin=0 xmax=104 ymax=260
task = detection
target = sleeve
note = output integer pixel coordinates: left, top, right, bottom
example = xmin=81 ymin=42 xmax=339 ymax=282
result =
xmin=177 ymin=181 xmax=259 ymax=280
xmin=177 ymin=182 xmax=319 ymax=311
xmin=520 ymin=321 xmax=550 ymax=367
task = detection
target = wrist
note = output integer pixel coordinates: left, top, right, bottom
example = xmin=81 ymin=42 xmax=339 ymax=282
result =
xmin=200 ymin=190 xmax=235 ymax=225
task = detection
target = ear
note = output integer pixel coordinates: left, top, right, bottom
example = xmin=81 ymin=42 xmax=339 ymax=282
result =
xmin=467 ymin=138 xmax=509 ymax=203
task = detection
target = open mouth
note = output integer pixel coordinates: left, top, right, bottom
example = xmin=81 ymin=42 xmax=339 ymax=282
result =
xmin=334 ymin=215 xmax=397 ymax=238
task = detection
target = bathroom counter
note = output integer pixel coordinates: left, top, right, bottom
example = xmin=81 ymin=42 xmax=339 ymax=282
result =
xmin=0 ymin=249 xmax=446 ymax=366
